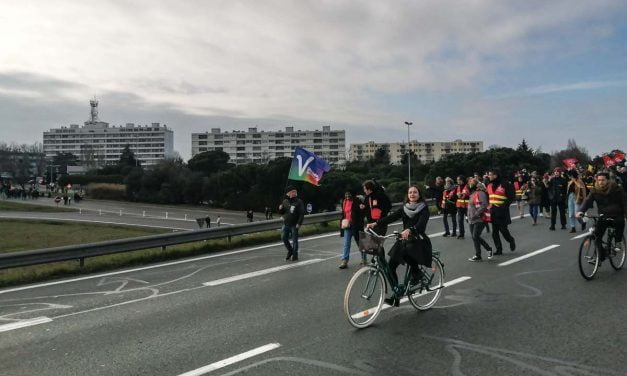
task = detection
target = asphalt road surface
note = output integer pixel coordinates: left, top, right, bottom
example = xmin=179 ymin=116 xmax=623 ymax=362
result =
xmin=1 ymin=207 xmax=625 ymax=375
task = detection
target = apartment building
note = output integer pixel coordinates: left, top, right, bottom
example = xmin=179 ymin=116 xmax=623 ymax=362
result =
xmin=42 ymin=99 xmax=174 ymax=167
xmin=349 ymin=140 xmax=483 ymax=164
xmin=191 ymin=125 xmax=346 ymax=165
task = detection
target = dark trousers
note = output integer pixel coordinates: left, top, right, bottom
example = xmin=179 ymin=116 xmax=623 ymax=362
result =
xmin=550 ymin=201 xmax=566 ymax=228
xmin=595 ymin=218 xmax=625 ymax=256
xmin=470 ymin=222 xmax=491 ymax=257
xmin=443 ymin=212 xmax=457 ymax=235
xmin=456 ymin=208 xmax=467 ymax=236
xmin=491 ymin=222 xmax=514 ymax=252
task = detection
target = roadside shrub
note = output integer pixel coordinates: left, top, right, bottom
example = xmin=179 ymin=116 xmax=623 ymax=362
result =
xmin=86 ymin=183 xmax=126 ymax=200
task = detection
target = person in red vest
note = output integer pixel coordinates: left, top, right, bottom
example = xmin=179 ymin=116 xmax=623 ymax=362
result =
xmin=514 ymin=175 xmax=528 ymax=219
xmin=455 ymin=175 xmax=470 ymax=239
xmin=441 ymin=177 xmax=458 ymax=237
xmin=487 ymin=168 xmax=516 ymax=255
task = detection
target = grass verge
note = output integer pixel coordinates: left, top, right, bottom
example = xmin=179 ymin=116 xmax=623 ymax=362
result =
xmin=0 ymin=200 xmax=77 ymax=212
xmin=0 ymin=219 xmax=340 ymax=288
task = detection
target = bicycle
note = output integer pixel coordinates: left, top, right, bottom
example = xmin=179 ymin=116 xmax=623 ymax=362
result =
xmin=343 ymin=228 xmax=445 ymax=329
xmin=578 ymin=215 xmax=626 ymax=280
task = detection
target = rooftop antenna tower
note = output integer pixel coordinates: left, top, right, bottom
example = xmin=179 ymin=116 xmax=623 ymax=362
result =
xmin=89 ymin=97 xmax=99 ymax=123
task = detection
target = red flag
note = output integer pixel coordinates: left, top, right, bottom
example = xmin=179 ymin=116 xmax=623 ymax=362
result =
xmin=562 ymin=158 xmax=578 ymax=170
xmin=603 ymin=155 xmax=616 ymax=168
xmin=613 ymin=151 xmax=625 ymax=163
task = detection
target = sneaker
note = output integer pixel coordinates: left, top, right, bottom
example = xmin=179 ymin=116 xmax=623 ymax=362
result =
xmin=509 ymin=238 xmax=516 ymax=252
xmin=494 ymin=250 xmax=503 ymax=256
xmin=285 ymin=252 xmax=293 ymax=261
xmin=291 ymin=255 xmax=299 ymax=261
xmin=442 ymin=232 xmax=451 ymax=237
xmin=457 ymin=235 xmax=465 ymax=239
xmin=451 ymin=232 xmax=457 ymax=237
xmin=338 ymin=260 xmax=348 ymax=269
xmin=549 ymin=226 xmax=555 ymax=231
xmin=487 ymin=248 xmax=494 ymax=259
xmin=570 ymin=228 xmax=576 ymax=233
xmin=468 ymin=255 xmax=482 ymax=262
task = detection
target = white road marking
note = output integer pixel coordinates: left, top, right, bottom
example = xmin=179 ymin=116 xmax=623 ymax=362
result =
xmin=178 ymin=343 xmax=281 ymax=376
xmin=203 ymin=259 xmax=323 ymax=286
xmin=497 ymin=245 xmax=560 ymax=267
xmin=0 ymin=317 xmax=52 ymax=332
xmin=429 ymin=231 xmax=446 ymax=237
xmin=351 ymin=276 xmax=472 ymax=319
xmin=571 ymin=232 xmax=590 ymax=240
xmin=0 ymin=232 xmax=339 ymax=295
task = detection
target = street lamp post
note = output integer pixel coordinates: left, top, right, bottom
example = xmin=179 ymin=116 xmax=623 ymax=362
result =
xmin=404 ymin=121 xmax=413 ymax=186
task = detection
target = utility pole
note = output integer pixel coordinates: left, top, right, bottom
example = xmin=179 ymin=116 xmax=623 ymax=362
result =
xmin=404 ymin=121 xmax=413 ymax=186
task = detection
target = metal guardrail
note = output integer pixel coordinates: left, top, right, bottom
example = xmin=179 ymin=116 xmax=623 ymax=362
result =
xmin=0 ymin=200 xmax=435 ymax=270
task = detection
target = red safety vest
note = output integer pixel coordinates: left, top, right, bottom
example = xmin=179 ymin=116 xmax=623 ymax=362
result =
xmin=455 ymin=184 xmax=469 ymax=208
xmin=472 ymin=191 xmax=491 ymax=222
xmin=487 ymin=183 xmax=507 ymax=207
xmin=441 ymin=188 xmax=455 ymax=209
xmin=514 ymin=181 xmax=527 ymax=199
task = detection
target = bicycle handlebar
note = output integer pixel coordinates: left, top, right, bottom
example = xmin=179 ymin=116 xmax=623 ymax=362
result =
xmin=365 ymin=227 xmax=401 ymax=239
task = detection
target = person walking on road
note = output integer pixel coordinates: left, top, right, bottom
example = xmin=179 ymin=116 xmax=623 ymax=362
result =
xmin=566 ymin=170 xmax=587 ymax=233
xmin=278 ymin=186 xmax=305 ymax=261
xmin=441 ymin=177 xmax=458 ymax=237
xmin=547 ymin=168 xmax=567 ymax=230
xmin=455 ymin=175 xmax=470 ymax=239
xmin=514 ymin=175 xmax=527 ymax=219
xmin=338 ymin=190 xmax=365 ymax=269
xmin=487 ymin=169 xmax=516 ymax=255
xmin=526 ymin=176 xmax=543 ymax=225
xmin=467 ymin=178 xmax=493 ymax=261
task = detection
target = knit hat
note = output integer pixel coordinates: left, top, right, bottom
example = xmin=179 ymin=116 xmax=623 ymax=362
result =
xmin=285 ymin=185 xmax=297 ymax=193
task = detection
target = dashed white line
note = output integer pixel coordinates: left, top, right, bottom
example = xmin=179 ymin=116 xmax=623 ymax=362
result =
xmin=203 ymin=259 xmax=323 ymax=286
xmin=178 ymin=343 xmax=281 ymax=376
xmin=0 ymin=317 xmax=53 ymax=332
xmin=497 ymin=245 xmax=560 ymax=267
xmin=571 ymin=232 xmax=590 ymax=240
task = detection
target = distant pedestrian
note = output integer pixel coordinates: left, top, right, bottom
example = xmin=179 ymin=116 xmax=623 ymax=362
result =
xmin=278 ymin=186 xmax=304 ymax=261
xmin=216 ymin=216 xmax=221 ymax=227
xmin=205 ymin=215 xmax=211 ymax=229
xmin=455 ymin=175 xmax=469 ymax=239
xmin=487 ymin=169 xmax=516 ymax=255
xmin=441 ymin=177 xmax=458 ymax=237
xmin=246 ymin=210 xmax=254 ymax=222
xmin=514 ymin=175 xmax=527 ymax=219
xmin=547 ymin=168 xmax=567 ymax=231
xmin=566 ymin=170 xmax=586 ymax=233
xmin=526 ymin=176 xmax=543 ymax=225
xmin=265 ymin=206 xmax=271 ymax=220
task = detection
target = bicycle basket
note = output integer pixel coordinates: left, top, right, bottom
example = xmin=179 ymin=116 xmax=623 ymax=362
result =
xmin=358 ymin=231 xmax=385 ymax=255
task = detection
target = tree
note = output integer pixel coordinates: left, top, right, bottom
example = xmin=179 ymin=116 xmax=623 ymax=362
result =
xmin=188 ymin=150 xmax=233 ymax=177
xmin=516 ymin=139 xmax=533 ymax=154
xmin=550 ymin=139 xmax=591 ymax=169
xmin=119 ymin=145 xmax=139 ymax=167
xmin=372 ymin=148 xmax=390 ymax=166
xmin=52 ymin=152 xmax=79 ymax=175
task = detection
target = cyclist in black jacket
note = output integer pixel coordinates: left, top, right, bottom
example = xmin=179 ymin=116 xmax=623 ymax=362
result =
xmin=577 ymin=172 xmax=627 ymax=261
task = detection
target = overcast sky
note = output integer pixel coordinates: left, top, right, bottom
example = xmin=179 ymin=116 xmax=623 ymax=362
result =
xmin=1 ymin=0 xmax=626 ymax=160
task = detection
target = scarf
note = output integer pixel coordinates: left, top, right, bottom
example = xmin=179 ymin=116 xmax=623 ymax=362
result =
xmin=594 ymin=181 xmax=616 ymax=196
xmin=404 ymin=202 xmax=426 ymax=218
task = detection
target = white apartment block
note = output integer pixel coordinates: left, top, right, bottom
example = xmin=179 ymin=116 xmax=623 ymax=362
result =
xmin=43 ymin=99 xmax=174 ymax=167
xmin=191 ymin=125 xmax=346 ymax=165
xmin=349 ymin=140 xmax=483 ymax=164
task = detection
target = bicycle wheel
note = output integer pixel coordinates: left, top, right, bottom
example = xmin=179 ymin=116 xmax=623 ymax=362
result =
xmin=578 ymin=236 xmax=599 ymax=280
xmin=344 ymin=266 xmax=386 ymax=329
xmin=408 ymin=257 xmax=444 ymax=311
xmin=609 ymin=236 xmax=626 ymax=270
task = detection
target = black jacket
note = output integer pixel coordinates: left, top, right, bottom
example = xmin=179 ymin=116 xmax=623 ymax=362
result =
xmin=547 ymin=176 xmax=567 ymax=203
xmin=278 ymin=197 xmax=305 ymax=226
xmin=376 ymin=203 xmax=432 ymax=267
xmin=580 ymin=182 xmax=627 ymax=218
xmin=488 ymin=178 xmax=515 ymax=225
xmin=364 ymin=189 xmax=391 ymax=222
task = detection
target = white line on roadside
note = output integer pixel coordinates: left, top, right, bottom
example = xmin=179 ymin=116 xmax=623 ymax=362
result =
xmin=0 ymin=232 xmax=339 ymax=295
xmin=203 ymin=259 xmax=323 ymax=286
xmin=178 ymin=343 xmax=281 ymax=376
xmin=351 ymin=276 xmax=472 ymax=319
xmin=497 ymin=245 xmax=560 ymax=267
xmin=571 ymin=232 xmax=590 ymax=240
xmin=0 ymin=317 xmax=52 ymax=332
xmin=429 ymin=231 xmax=446 ymax=237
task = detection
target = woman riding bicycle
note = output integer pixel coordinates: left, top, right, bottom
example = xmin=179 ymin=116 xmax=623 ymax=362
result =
xmin=366 ymin=186 xmax=431 ymax=306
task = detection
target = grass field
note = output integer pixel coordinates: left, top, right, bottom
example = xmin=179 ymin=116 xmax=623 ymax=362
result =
xmin=0 ymin=219 xmax=340 ymax=287
xmin=0 ymin=200 xmax=77 ymax=212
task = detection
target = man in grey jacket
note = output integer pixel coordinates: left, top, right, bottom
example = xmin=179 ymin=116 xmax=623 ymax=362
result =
xmin=278 ymin=185 xmax=305 ymax=261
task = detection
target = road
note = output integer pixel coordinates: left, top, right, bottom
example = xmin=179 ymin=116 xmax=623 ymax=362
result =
xmin=0 ymin=207 xmax=625 ymax=375
xmin=0 ymin=197 xmax=272 ymax=229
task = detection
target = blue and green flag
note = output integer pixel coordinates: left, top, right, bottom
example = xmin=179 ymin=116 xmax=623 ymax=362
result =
xmin=287 ymin=147 xmax=331 ymax=186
